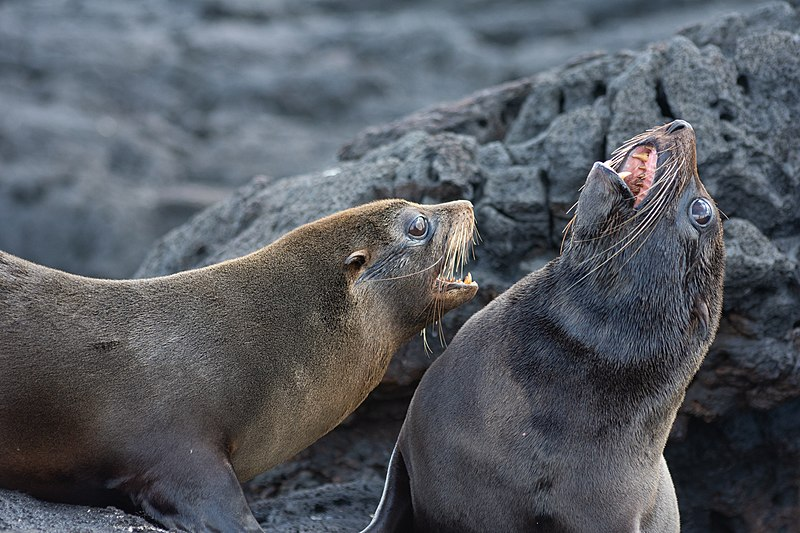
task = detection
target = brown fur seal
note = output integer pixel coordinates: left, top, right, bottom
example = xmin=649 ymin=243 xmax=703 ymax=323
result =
xmin=0 ymin=198 xmax=478 ymax=532
xmin=363 ymin=120 xmax=725 ymax=532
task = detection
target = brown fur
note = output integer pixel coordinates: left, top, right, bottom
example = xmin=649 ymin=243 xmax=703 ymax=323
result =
xmin=0 ymin=199 xmax=477 ymax=532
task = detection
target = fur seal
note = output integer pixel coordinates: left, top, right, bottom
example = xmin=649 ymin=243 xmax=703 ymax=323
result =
xmin=0 ymin=198 xmax=478 ymax=532
xmin=363 ymin=120 xmax=725 ymax=532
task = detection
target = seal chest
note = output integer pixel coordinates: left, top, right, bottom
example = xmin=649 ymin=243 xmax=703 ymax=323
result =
xmin=363 ymin=120 xmax=725 ymax=533
xmin=0 ymin=199 xmax=479 ymax=532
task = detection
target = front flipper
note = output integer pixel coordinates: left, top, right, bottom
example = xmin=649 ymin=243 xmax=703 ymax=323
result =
xmin=125 ymin=447 xmax=262 ymax=533
xmin=361 ymin=444 xmax=413 ymax=533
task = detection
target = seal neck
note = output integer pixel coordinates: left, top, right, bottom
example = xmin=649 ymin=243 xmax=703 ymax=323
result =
xmin=542 ymin=256 xmax=707 ymax=395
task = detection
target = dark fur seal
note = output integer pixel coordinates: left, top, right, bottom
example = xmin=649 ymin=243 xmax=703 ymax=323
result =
xmin=364 ymin=120 xmax=725 ymax=532
xmin=0 ymin=199 xmax=478 ymax=532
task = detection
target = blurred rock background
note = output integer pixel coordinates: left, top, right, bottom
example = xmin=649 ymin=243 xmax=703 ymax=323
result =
xmin=2 ymin=1 xmax=798 ymax=532
xmin=0 ymin=0 xmax=753 ymax=278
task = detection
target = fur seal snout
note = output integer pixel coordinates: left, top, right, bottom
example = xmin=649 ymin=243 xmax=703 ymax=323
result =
xmin=0 ymin=199 xmax=478 ymax=532
xmin=364 ymin=121 xmax=725 ymax=533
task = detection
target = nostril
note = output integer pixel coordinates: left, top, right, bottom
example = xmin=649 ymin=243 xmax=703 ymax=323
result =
xmin=666 ymin=120 xmax=692 ymax=134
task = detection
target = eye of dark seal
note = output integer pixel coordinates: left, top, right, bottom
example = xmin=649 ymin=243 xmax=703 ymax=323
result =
xmin=689 ymin=198 xmax=714 ymax=228
xmin=408 ymin=215 xmax=429 ymax=239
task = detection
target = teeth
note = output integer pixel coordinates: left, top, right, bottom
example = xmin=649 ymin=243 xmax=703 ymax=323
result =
xmin=638 ymin=165 xmax=646 ymax=171
xmin=618 ymin=171 xmax=632 ymax=180
xmin=464 ymin=272 xmax=472 ymax=284
xmin=632 ymin=153 xmax=650 ymax=162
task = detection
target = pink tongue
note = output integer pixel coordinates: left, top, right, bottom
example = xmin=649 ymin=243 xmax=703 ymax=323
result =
xmin=635 ymin=150 xmax=656 ymax=206
xmin=619 ymin=147 xmax=656 ymax=206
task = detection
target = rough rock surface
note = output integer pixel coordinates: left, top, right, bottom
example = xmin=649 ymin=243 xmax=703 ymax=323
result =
xmin=2 ymin=1 xmax=800 ymax=532
xmin=0 ymin=0 xmax=752 ymax=278
xmin=0 ymin=489 xmax=165 ymax=532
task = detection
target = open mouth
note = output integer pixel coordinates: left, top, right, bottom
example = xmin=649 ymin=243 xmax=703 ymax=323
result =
xmin=615 ymin=144 xmax=657 ymax=209
xmin=436 ymin=271 xmax=476 ymax=292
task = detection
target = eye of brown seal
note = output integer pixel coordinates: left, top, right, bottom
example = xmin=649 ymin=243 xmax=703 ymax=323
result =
xmin=408 ymin=215 xmax=429 ymax=238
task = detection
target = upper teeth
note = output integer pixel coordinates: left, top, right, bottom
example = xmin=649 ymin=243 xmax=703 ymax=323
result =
xmin=440 ymin=272 xmax=475 ymax=284
xmin=632 ymin=153 xmax=649 ymax=162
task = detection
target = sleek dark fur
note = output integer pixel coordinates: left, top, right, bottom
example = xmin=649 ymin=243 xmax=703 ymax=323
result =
xmin=0 ymin=199 xmax=478 ymax=532
xmin=364 ymin=121 xmax=725 ymax=532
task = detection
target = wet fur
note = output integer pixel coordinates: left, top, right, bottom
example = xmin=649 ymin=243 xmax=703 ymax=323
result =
xmin=0 ymin=199 xmax=477 ymax=532
xmin=364 ymin=122 xmax=725 ymax=532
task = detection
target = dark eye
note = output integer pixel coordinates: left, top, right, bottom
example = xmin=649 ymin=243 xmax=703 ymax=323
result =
xmin=689 ymin=198 xmax=714 ymax=228
xmin=408 ymin=215 xmax=428 ymax=239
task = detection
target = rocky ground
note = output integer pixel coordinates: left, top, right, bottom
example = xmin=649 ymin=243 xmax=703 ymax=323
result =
xmin=2 ymin=0 xmax=799 ymax=532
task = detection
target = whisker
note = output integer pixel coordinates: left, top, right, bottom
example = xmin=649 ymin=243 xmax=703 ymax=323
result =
xmin=565 ymin=200 xmax=580 ymax=215
xmin=560 ymin=216 xmax=575 ymax=254
xmin=421 ymin=328 xmax=432 ymax=354
xmin=365 ymin=256 xmax=443 ymax=283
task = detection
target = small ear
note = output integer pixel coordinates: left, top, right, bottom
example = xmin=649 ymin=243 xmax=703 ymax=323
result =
xmin=345 ymin=250 xmax=368 ymax=268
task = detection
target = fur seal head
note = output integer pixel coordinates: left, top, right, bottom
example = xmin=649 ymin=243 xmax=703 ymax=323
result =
xmin=341 ymin=199 xmax=478 ymax=342
xmin=561 ymin=120 xmax=725 ymax=363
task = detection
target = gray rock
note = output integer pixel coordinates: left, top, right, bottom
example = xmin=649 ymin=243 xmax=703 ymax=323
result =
xmin=250 ymin=481 xmax=381 ymax=533
xmin=721 ymin=218 xmax=799 ymax=341
xmin=0 ymin=488 xmax=166 ymax=532
xmin=338 ymin=78 xmax=534 ymax=162
xmin=1 ymin=0 xmax=752 ymax=278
